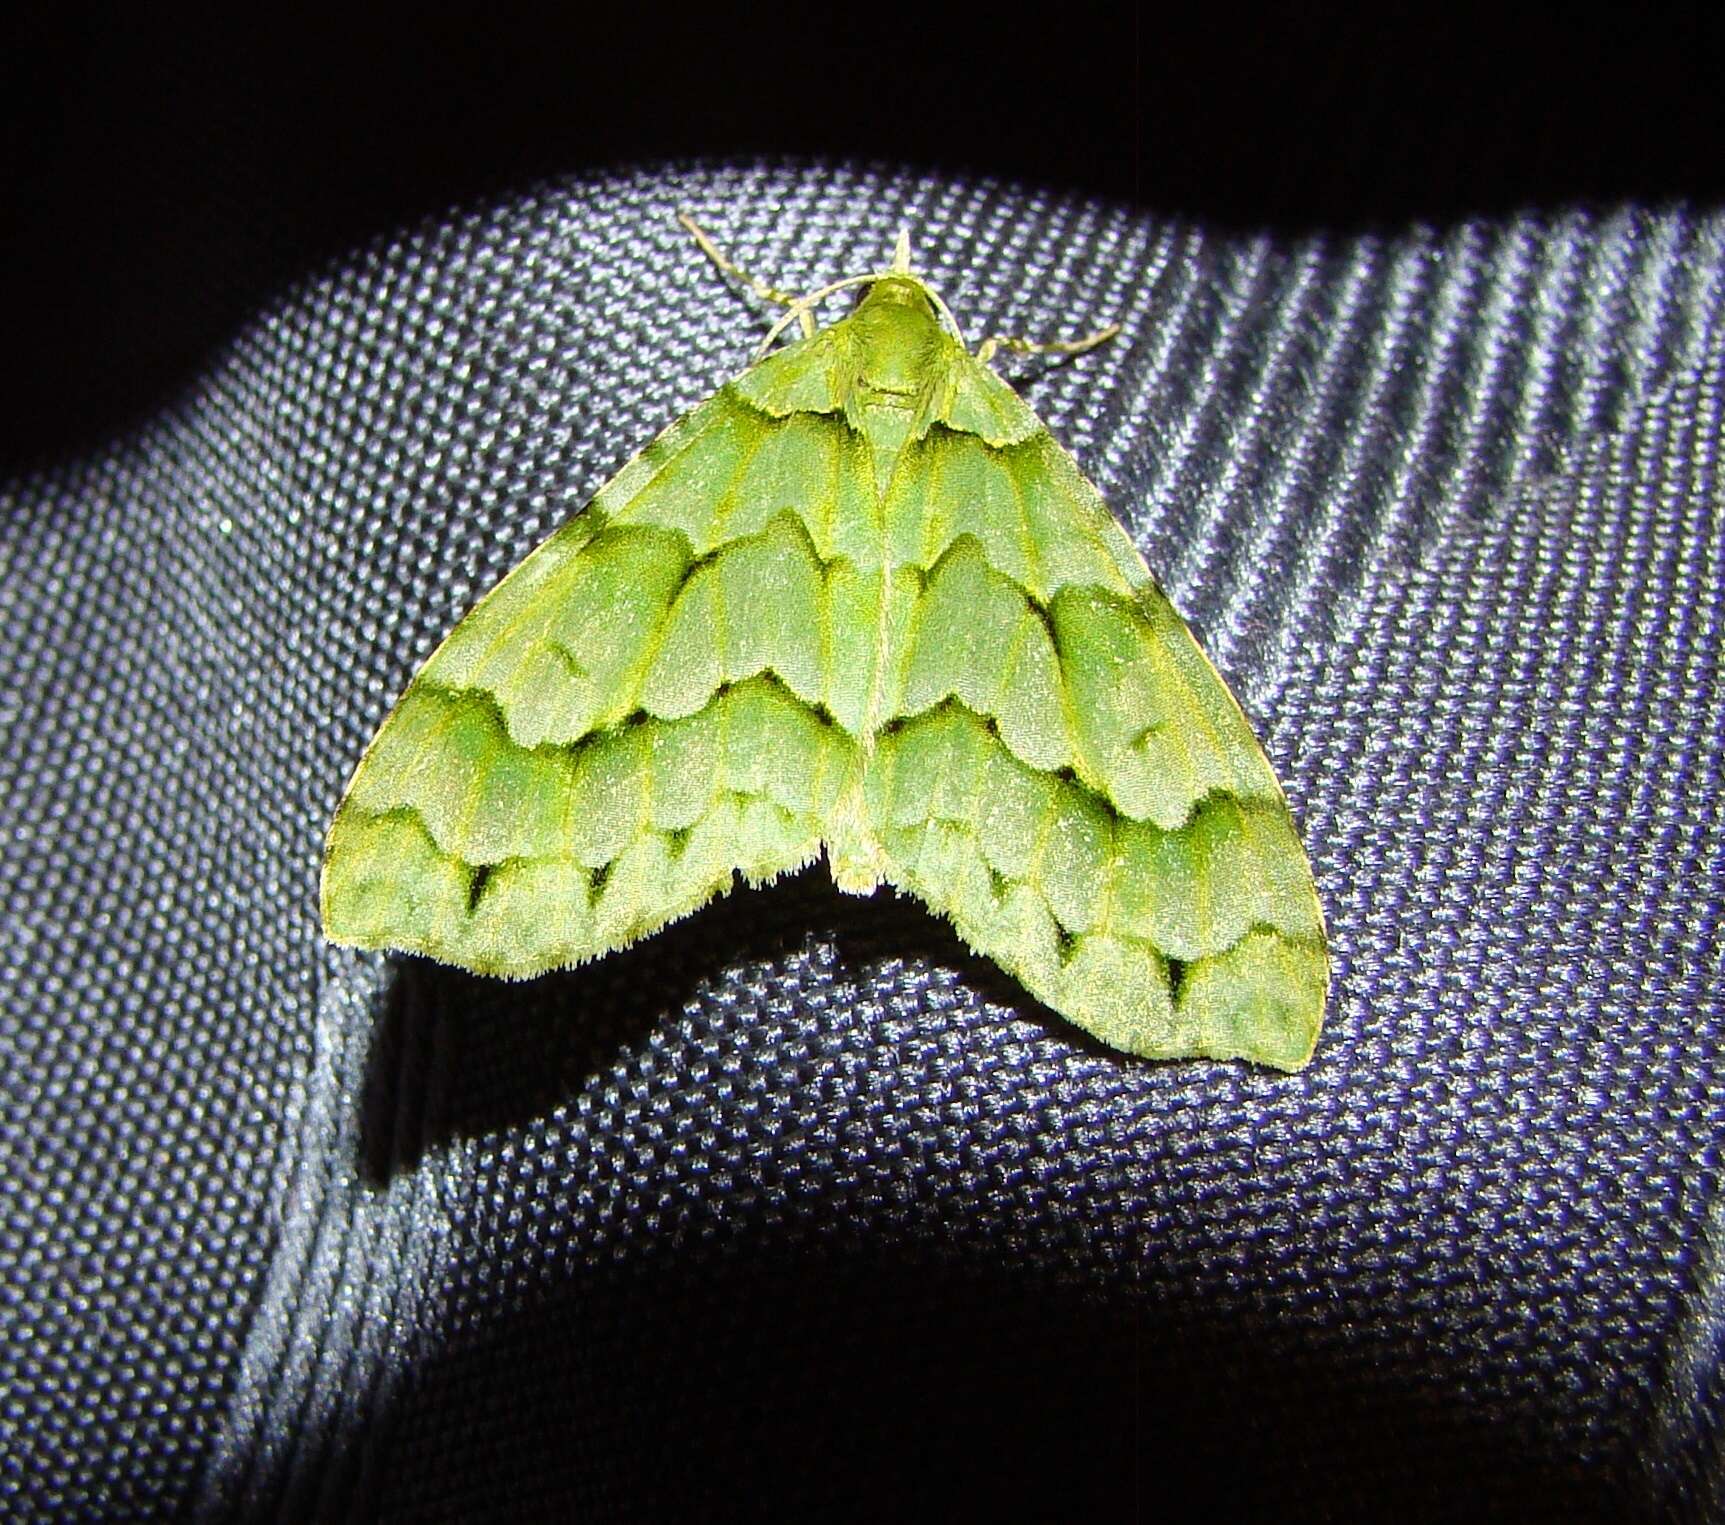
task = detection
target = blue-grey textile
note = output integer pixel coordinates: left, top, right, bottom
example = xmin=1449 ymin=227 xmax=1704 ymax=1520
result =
xmin=3 ymin=163 xmax=1721 ymax=1520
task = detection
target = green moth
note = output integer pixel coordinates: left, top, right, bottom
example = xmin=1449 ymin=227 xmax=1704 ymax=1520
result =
xmin=321 ymin=218 xmax=1328 ymax=1069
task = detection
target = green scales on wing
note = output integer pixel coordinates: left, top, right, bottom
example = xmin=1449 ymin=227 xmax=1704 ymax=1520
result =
xmin=322 ymin=223 xmax=1329 ymax=1069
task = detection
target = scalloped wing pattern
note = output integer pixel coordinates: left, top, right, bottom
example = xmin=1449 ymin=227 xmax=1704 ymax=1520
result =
xmin=323 ymin=283 xmax=1327 ymax=1068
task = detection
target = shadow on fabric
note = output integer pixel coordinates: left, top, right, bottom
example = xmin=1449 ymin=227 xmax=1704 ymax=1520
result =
xmin=338 ymin=874 xmax=1619 ymax=1521
xmin=355 ymin=869 xmax=1122 ymax=1187
xmin=322 ymin=1229 xmax=1607 ymax=1521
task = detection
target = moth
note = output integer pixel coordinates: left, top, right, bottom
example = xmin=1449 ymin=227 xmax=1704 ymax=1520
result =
xmin=322 ymin=217 xmax=1328 ymax=1068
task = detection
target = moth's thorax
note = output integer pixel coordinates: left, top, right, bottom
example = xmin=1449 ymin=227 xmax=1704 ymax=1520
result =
xmin=849 ymin=277 xmax=945 ymax=400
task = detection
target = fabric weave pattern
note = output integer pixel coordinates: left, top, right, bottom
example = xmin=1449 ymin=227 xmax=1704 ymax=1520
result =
xmin=0 ymin=166 xmax=1720 ymax=1521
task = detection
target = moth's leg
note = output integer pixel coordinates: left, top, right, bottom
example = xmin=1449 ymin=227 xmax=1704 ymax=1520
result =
xmin=678 ymin=213 xmax=818 ymax=337
xmin=975 ymin=322 xmax=1122 ymax=365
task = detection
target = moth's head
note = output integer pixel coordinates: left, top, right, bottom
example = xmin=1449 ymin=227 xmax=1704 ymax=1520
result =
xmin=850 ymin=276 xmax=946 ymax=397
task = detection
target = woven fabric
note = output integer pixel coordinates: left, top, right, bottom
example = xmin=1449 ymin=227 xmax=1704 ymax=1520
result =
xmin=2 ymin=165 xmax=1722 ymax=1521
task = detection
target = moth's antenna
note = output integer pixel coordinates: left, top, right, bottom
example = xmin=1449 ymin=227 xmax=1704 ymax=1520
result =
xmin=678 ymin=212 xmax=815 ymax=335
xmin=976 ymin=322 xmax=1122 ymax=366
xmin=679 ymin=212 xmax=976 ymax=357
xmin=756 ymin=274 xmax=884 ymax=355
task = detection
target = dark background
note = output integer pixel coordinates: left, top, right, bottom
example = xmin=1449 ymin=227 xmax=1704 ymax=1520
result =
xmin=5 ymin=6 xmax=1723 ymax=469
